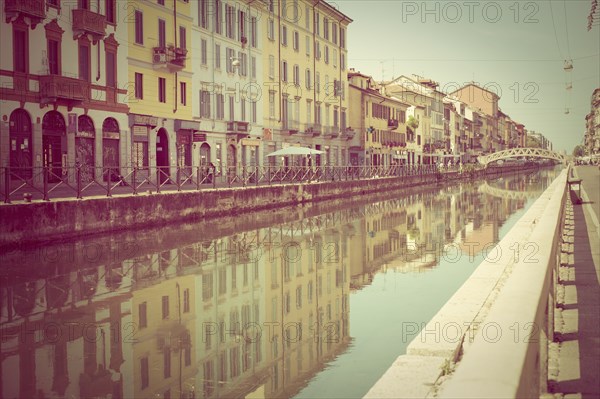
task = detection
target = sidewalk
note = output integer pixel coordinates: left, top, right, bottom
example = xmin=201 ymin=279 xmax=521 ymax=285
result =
xmin=548 ymin=166 xmax=600 ymax=399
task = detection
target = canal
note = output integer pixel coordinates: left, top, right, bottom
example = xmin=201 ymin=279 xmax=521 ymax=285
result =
xmin=0 ymin=167 xmax=561 ymax=399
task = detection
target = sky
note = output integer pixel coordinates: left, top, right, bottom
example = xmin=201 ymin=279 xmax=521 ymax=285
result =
xmin=330 ymin=0 xmax=599 ymax=153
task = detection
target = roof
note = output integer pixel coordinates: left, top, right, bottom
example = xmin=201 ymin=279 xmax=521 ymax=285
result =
xmin=317 ymin=0 xmax=353 ymax=24
xmin=449 ymin=83 xmax=500 ymax=100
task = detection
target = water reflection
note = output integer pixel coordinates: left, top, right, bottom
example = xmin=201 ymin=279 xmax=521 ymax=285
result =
xmin=0 ymin=168 xmax=561 ymax=399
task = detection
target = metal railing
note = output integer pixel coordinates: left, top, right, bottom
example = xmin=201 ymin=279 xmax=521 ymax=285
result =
xmin=1 ymin=163 xmax=494 ymax=203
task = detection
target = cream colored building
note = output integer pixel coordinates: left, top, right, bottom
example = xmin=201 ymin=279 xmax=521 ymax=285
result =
xmin=262 ymin=0 xmax=354 ymax=167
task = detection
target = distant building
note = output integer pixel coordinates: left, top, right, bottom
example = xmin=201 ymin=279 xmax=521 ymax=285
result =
xmin=584 ymin=88 xmax=600 ymax=156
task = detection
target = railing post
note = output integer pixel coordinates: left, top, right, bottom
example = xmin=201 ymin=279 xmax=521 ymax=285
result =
xmin=76 ymin=166 xmax=82 ymax=199
xmin=196 ymin=166 xmax=201 ymax=191
xmin=43 ymin=166 xmax=49 ymax=201
xmin=176 ymin=166 xmax=181 ymax=192
xmin=106 ymin=167 xmax=112 ymax=197
xmin=3 ymin=167 xmax=10 ymax=204
xmin=132 ymin=167 xmax=138 ymax=195
xmin=156 ymin=168 xmax=161 ymax=194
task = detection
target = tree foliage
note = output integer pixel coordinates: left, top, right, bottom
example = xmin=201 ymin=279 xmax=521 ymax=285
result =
xmin=572 ymin=145 xmax=585 ymax=157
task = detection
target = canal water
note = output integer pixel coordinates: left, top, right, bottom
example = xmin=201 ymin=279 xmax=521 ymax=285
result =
xmin=0 ymin=167 xmax=561 ymax=399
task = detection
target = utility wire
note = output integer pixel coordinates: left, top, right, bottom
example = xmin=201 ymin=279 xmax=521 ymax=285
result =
xmin=549 ymin=0 xmax=565 ymax=59
xmin=563 ymin=0 xmax=572 ymax=60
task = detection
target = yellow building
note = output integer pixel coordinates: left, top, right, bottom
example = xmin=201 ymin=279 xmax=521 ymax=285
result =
xmin=348 ymin=71 xmax=409 ymax=166
xmin=262 ymin=0 xmax=354 ymax=167
xmin=127 ymin=0 xmax=197 ymax=182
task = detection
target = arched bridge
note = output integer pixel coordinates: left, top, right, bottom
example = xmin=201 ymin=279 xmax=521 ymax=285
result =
xmin=477 ymin=148 xmax=566 ymax=166
xmin=478 ymin=182 xmax=543 ymax=201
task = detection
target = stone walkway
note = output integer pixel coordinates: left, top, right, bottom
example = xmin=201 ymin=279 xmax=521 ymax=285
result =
xmin=547 ymin=166 xmax=600 ymax=399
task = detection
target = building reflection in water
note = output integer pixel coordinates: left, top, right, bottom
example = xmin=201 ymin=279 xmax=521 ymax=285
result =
xmin=0 ymin=168 xmax=560 ymax=399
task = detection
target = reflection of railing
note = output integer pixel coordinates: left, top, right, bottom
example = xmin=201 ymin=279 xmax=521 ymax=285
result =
xmin=1 ymin=163 xmax=496 ymax=202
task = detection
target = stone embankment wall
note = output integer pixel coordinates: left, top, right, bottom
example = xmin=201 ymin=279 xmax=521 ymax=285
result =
xmin=0 ymin=165 xmax=536 ymax=248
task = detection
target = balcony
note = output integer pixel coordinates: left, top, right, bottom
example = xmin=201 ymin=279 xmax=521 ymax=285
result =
xmin=387 ymin=119 xmax=399 ymax=129
xmin=4 ymin=0 xmax=45 ymax=27
xmin=227 ymin=120 xmax=249 ymax=133
xmin=72 ymin=8 xmax=106 ymax=42
xmin=305 ymin=123 xmax=322 ymax=137
xmin=283 ymin=120 xmax=299 ymax=135
xmin=325 ymin=126 xmax=340 ymax=138
xmin=153 ymin=46 xmax=187 ymax=71
xmin=341 ymin=127 xmax=355 ymax=140
xmin=39 ymin=75 xmax=90 ymax=109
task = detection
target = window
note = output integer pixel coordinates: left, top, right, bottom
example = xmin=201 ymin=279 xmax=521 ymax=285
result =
xmin=216 ymin=93 xmax=224 ymax=119
xmin=47 ymin=39 xmax=60 ymax=75
xmin=164 ymin=348 xmax=171 ymax=378
xmin=306 ymin=100 xmax=311 ymax=123
xmin=106 ymin=0 xmax=116 ymax=24
xmin=228 ymin=95 xmax=235 ymax=121
xmin=78 ymin=42 xmax=90 ymax=81
xmin=201 ymin=90 xmax=211 ymax=118
xmin=251 ymin=101 xmax=257 ymax=123
xmin=158 ymin=19 xmax=166 ymax=47
xmin=162 ymin=295 xmax=169 ymax=319
xmin=323 ymin=17 xmax=329 ymax=40
xmin=341 ymin=53 xmax=346 ymax=70
xmin=315 ymin=41 xmax=321 ymax=60
xmin=315 ymin=72 xmax=320 ymax=93
xmin=135 ymin=10 xmax=143 ymax=44
xmin=226 ymin=5 xmax=235 ymax=39
xmin=238 ymin=10 xmax=246 ymax=41
xmin=267 ymin=18 xmax=274 ymax=41
xmin=340 ymin=28 xmax=346 ymax=48
xmin=199 ymin=0 xmax=208 ymax=28
xmin=201 ymin=38 xmax=207 ymax=65
xmin=241 ymin=98 xmax=246 ymax=121
xmin=293 ymin=64 xmax=300 ymax=86
xmin=315 ymin=12 xmax=320 ymax=35
xmin=305 ymin=69 xmax=311 ymax=89
xmin=268 ymin=55 xmax=274 ymax=79
xmin=141 ymin=358 xmax=149 ymax=389
xmin=332 ymin=23 xmax=338 ymax=44
xmin=139 ymin=302 xmax=147 ymax=328
xmin=134 ymin=73 xmax=143 ymax=99
xmin=158 ymin=0 xmax=164 ymax=5
xmin=333 ymin=49 xmax=337 ymax=68
xmin=269 ymin=92 xmax=275 ymax=118
xmin=293 ymin=31 xmax=299 ymax=51
xmin=106 ymin=51 xmax=116 ymax=87
xmin=226 ymin=48 xmax=234 ymax=73
xmin=281 ymin=61 xmax=288 ymax=82
xmin=281 ymin=25 xmax=287 ymax=46
xmin=305 ymin=5 xmax=310 ymax=30
xmin=305 ymin=36 xmax=310 ymax=56
xmin=158 ymin=78 xmax=166 ymax=103
xmin=215 ymin=44 xmax=221 ymax=68
xmin=324 ymin=45 xmax=329 ymax=64
xmin=183 ymin=289 xmax=190 ymax=312
xmin=238 ymin=52 xmax=247 ymax=76
xmin=79 ymin=0 xmax=89 ymax=9
xmin=180 ymin=82 xmax=187 ymax=105
xmin=133 ymin=142 xmax=148 ymax=168
xmin=251 ymin=56 xmax=256 ymax=79
xmin=179 ymin=26 xmax=187 ymax=49
xmin=214 ymin=0 xmax=222 ymax=34
xmin=250 ymin=17 xmax=257 ymax=47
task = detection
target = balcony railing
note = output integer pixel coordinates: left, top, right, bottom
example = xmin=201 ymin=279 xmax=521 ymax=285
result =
xmin=283 ymin=120 xmax=299 ymax=134
xmin=39 ymin=75 xmax=89 ymax=104
xmin=72 ymin=8 xmax=106 ymax=40
xmin=4 ymin=0 xmax=45 ymax=25
xmin=227 ymin=121 xmax=249 ymax=132
xmin=305 ymin=123 xmax=322 ymax=137
xmin=153 ymin=46 xmax=187 ymax=71
xmin=325 ymin=126 xmax=340 ymax=138
xmin=341 ymin=127 xmax=355 ymax=140
xmin=388 ymin=119 xmax=399 ymax=129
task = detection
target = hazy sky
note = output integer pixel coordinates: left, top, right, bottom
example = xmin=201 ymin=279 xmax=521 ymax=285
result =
xmin=332 ymin=0 xmax=599 ymax=153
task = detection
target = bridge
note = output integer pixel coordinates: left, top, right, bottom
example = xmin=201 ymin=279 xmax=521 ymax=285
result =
xmin=478 ymin=181 xmax=542 ymax=200
xmin=477 ymin=147 xmax=566 ymax=166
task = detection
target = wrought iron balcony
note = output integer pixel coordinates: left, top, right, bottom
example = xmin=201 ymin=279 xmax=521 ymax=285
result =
xmin=4 ymin=0 xmax=45 ymax=27
xmin=387 ymin=119 xmax=399 ymax=129
xmin=39 ymin=75 xmax=89 ymax=107
xmin=227 ymin=120 xmax=249 ymax=133
xmin=72 ymin=8 xmax=106 ymax=42
xmin=305 ymin=123 xmax=322 ymax=137
xmin=282 ymin=120 xmax=299 ymax=134
xmin=341 ymin=127 xmax=355 ymax=140
xmin=153 ymin=46 xmax=187 ymax=71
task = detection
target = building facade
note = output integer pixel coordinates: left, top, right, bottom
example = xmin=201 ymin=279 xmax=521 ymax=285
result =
xmin=1 ymin=0 xmax=129 ymax=184
xmin=584 ymin=87 xmax=600 ymax=156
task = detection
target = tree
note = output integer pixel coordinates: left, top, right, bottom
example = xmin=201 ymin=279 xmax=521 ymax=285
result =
xmin=573 ymin=145 xmax=585 ymax=157
xmin=526 ymin=135 xmax=542 ymax=148
xmin=406 ymin=115 xmax=419 ymax=140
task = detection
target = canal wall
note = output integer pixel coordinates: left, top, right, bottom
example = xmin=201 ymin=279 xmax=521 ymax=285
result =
xmin=364 ymin=167 xmax=569 ymax=398
xmin=0 ymin=165 xmax=537 ymax=249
